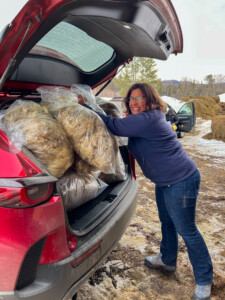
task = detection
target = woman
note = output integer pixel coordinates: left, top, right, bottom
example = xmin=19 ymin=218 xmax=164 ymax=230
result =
xmin=79 ymin=83 xmax=213 ymax=300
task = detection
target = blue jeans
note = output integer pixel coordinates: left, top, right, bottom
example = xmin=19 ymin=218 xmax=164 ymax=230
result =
xmin=155 ymin=169 xmax=213 ymax=285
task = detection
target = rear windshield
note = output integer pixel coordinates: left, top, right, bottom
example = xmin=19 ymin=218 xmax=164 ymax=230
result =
xmin=31 ymin=21 xmax=114 ymax=72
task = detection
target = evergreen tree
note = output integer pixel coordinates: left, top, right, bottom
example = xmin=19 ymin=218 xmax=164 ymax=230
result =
xmin=204 ymin=74 xmax=215 ymax=96
xmin=113 ymin=57 xmax=160 ymax=96
xmin=204 ymin=74 xmax=215 ymax=85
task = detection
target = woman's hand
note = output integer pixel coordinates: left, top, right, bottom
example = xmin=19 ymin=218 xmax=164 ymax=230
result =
xmin=171 ymin=123 xmax=177 ymax=131
xmin=77 ymin=94 xmax=85 ymax=105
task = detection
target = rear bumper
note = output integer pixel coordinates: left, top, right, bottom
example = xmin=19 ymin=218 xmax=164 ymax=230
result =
xmin=0 ymin=179 xmax=138 ymax=300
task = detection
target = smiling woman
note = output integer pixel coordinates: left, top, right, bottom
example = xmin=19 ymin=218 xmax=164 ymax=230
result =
xmin=128 ymin=90 xmax=147 ymax=115
xmin=124 ymin=83 xmax=167 ymax=115
xmin=90 ymin=82 xmax=213 ymax=300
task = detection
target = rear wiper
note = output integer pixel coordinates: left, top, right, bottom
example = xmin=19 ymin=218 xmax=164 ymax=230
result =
xmin=0 ymin=20 xmax=33 ymax=91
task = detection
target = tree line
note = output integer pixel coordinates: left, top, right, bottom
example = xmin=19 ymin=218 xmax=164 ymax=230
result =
xmin=102 ymin=58 xmax=225 ymax=99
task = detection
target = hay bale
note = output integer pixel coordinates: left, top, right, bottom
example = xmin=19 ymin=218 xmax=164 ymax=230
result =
xmin=181 ymin=96 xmax=193 ymax=103
xmin=219 ymin=102 xmax=225 ymax=114
xmin=212 ymin=96 xmax=220 ymax=104
xmin=181 ymin=96 xmax=222 ymax=120
xmin=203 ymin=115 xmax=225 ymax=142
xmin=193 ymin=97 xmax=222 ymax=119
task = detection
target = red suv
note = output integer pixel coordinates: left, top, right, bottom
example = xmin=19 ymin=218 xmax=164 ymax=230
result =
xmin=0 ymin=1 xmax=183 ymax=299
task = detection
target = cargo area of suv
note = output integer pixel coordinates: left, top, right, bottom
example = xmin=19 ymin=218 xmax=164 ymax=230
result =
xmin=0 ymin=1 xmax=183 ymax=299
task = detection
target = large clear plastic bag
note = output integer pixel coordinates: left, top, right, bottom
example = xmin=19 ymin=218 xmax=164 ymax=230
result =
xmin=95 ymin=96 xmax=128 ymax=146
xmin=95 ymin=96 xmax=127 ymax=181
xmin=0 ymin=110 xmax=25 ymax=153
xmin=71 ymin=84 xmax=105 ymax=113
xmin=58 ymin=170 xmax=108 ymax=210
xmin=99 ymin=132 xmax=127 ymax=184
xmin=95 ymin=96 xmax=122 ymax=118
xmin=38 ymin=86 xmax=117 ymax=174
xmin=37 ymin=86 xmax=78 ymax=111
xmin=3 ymin=100 xmax=74 ymax=178
xmin=73 ymin=153 xmax=101 ymax=183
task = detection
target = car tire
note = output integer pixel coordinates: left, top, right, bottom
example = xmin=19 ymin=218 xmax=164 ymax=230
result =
xmin=72 ymin=293 xmax=77 ymax=300
xmin=177 ymin=131 xmax=185 ymax=139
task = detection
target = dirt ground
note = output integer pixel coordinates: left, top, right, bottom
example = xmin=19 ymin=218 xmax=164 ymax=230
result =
xmin=77 ymin=120 xmax=225 ymax=300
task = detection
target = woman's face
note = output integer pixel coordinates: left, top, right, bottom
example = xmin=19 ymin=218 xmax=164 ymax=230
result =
xmin=129 ymin=88 xmax=147 ymax=114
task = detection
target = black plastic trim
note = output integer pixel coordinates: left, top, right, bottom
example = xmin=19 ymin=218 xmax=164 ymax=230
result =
xmin=16 ymin=237 xmax=46 ymax=290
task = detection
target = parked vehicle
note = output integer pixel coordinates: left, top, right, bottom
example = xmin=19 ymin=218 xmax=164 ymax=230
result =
xmin=166 ymin=102 xmax=196 ymax=138
xmin=0 ymin=0 xmax=183 ymax=299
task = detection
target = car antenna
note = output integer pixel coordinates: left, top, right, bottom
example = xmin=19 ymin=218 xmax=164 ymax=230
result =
xmin=0 ymin=19 xmax=34 ymax=91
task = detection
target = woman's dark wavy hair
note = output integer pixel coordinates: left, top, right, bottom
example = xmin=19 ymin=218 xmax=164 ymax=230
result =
xmin=123 ymin=82 xmax=167 ymax=115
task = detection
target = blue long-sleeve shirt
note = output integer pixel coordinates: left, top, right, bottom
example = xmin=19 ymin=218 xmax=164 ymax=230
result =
xmin=96 ymin=109 xmax=197 ymax=187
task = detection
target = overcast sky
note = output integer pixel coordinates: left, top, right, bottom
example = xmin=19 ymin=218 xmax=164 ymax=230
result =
xmin=0 ymin=0 xmax=225 ymax=82
xmin=157 ymin=0 xmax=225 ymax=82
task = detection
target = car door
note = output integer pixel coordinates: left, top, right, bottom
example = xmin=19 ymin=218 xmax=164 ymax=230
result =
xmin=176 ymin=102 xmax=196 ymax=133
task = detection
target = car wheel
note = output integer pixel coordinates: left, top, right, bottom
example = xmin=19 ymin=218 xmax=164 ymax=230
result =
xmin=72 ymin=293 xmax=77 ymax=300
xmin=177 ymin=131 xmax=185 ymax=138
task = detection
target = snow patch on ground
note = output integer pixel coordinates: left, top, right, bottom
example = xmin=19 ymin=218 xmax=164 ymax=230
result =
xmin=161 ymin=95 xmax=184 ymax=112
xmin=181 ymin=118 xmax=225 ymax=165
xmin=218 ymin=93 xmax=225 ymax=102
xmin=162 ymin=96 xmax=225 ymax=163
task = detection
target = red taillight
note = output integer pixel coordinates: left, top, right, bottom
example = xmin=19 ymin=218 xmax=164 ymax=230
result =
xmin=16 ymin=152 xmax=41 ymax=176
xmin=0 ymin=183 xmax=53 ymax=208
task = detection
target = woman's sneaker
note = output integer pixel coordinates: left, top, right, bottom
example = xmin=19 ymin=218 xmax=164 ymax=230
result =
xmin=144 ymin=253 xmax=176 ymax=272
xmin=194 ymin=284 xmax=211 ymax=300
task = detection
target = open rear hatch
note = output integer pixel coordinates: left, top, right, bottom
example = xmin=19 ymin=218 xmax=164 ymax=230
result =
xmin=0 ymin=0 xmax=183 ymax=235
xmin=0 ymin=0 xmax=183 ymax=93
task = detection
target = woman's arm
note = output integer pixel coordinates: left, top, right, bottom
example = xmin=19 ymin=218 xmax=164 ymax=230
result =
xmin=78 ymin=94 xmax=150 ymax=137
xmin=96 ymin=111 xmax=150 ymax=137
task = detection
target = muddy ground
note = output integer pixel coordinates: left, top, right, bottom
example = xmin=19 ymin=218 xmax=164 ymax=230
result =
xmin=77 ymin=119 xmax=225 ymax=300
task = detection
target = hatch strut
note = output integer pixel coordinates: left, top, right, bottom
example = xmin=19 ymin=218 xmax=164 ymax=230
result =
xmin=95 ymin=63 xmax=127 ymax=97
xmin=0 ymin=20 xmax=33 ymax=91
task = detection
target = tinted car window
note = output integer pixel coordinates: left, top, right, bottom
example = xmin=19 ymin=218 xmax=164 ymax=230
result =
xmin=179 ymin=103 xmax=193 ymax=115
xmin=34 ymin=22 xmax=114 ymax=72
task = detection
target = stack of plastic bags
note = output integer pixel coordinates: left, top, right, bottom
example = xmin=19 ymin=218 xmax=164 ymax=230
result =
xmin=1 ymin=85 xmax=128 ymax=211
xmin=38 ymin=86 xmax=116 ymax=175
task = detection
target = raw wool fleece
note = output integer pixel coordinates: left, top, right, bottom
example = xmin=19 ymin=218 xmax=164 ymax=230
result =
xmin=39 ymin=86 xmax=117 ymax=174
xmin=73 ymin=153 xmax=101 ymax=183
xmin=95 ymin=96 xmax=122 ymax=118
xmin=58 ymin=169 xmax=100 ymax=210
xmin=94 ymin=97 xmax=127 ymax=183
xmin=99 ymin=131 xmax=127 ymax=184
xmin=3 ymin=100 xmax=74 ymax=178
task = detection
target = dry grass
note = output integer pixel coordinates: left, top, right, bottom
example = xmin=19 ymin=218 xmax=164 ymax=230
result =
xmin=219 ymin=102 xmax=225 ymax=114
xmin=182 ymin=96 xmax=222 ymax=120
xmin=203 ymin=115 xmax=225 ymax=142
